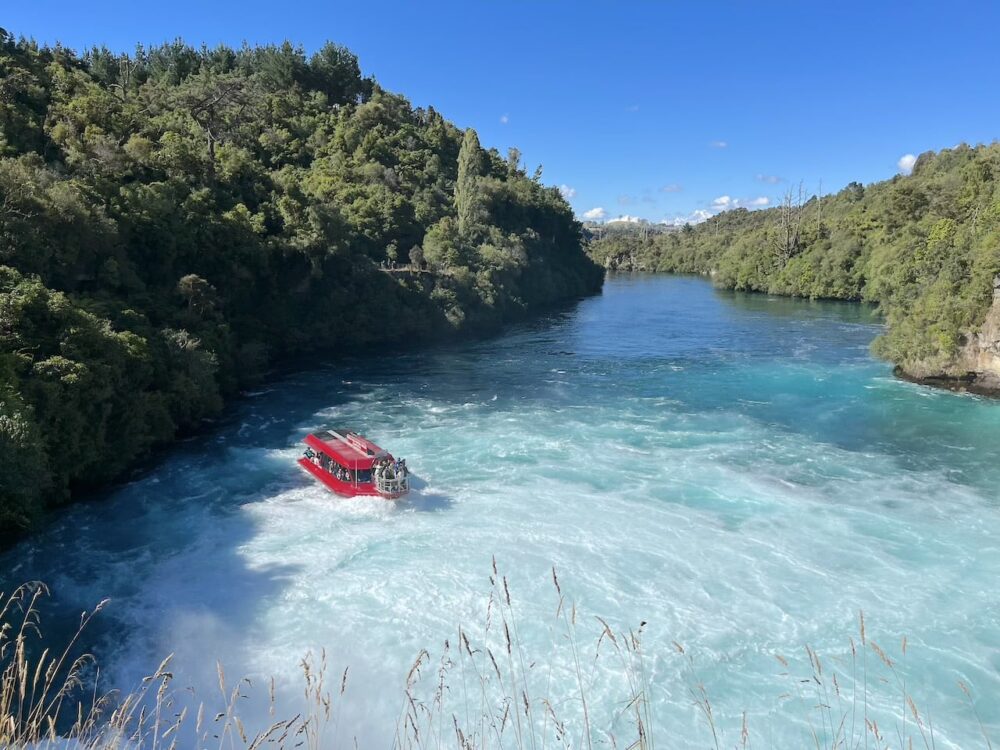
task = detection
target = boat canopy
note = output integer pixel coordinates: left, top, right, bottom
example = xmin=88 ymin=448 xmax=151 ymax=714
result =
xmin=304 ymin=429 xmax=389 ymax=470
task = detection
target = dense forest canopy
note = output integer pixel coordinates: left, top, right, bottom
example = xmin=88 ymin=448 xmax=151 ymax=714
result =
xmin=0 ymin=31 xmax=603 ymax=536
xmin=587 ymin=143 xmax=1000 ymax=385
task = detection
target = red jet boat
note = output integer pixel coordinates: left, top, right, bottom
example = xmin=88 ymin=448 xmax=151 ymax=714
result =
xmin=298 ymin=429 xmax=409 ymax=499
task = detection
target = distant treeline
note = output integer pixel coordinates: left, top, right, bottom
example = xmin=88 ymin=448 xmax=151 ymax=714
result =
xmin=587 ymin=143 xmax=1000 ymax=385
xmin=0 ymin=31 xmax=603 ymax=536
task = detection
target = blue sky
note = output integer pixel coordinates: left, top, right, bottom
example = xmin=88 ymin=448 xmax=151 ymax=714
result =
xmin=6 ymin=1 xmax=1000 ymax=224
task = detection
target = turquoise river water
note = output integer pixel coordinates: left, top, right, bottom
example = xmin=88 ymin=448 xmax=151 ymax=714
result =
xmin=3 ymin=275 xmax=1000 ymax=748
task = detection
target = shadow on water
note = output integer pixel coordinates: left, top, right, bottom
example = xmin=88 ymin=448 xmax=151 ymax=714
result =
xmin=0 ymin=475 xmax=305 ymax=727
xmin=401 ymin=475 xmax=453 ymax=512
xmin=0 ymin=371 xmax=366 ymax=693
xmin=714 ymin=287 xmax=881 ymax=325
xmin=407 ymin=492 xmax=453 ymax=513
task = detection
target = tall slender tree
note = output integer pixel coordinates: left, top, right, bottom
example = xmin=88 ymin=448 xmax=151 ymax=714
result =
xmin=456 ymin=127 xmax=485 ymax=237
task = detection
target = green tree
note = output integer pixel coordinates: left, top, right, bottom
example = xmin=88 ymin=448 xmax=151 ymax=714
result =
xmin=0 ymin=387 xmax=48 ymax=534
xmin=456 ymin=128 xmax=485 ymax=238
xmin=177 ymin=274 xmax=218 ymax=316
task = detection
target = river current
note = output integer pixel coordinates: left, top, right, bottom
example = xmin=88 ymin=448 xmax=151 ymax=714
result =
xmin=3 ymin=275 xmax=999 ymax=748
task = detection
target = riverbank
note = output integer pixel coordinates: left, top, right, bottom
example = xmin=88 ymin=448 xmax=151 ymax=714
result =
xmin=585 ymin=142 xmax=1000 ymax=396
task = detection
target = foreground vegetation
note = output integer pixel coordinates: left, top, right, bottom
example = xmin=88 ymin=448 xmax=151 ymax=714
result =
xmin=0 ymin=30 xmax=603 ymax=536
xmin=2 ymin=566 xmax=994 ymax=749
xmin=587 ymin=143 xmax=1000 ymax=389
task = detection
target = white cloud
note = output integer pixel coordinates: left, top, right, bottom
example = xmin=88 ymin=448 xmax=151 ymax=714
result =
xmin=661 ymin=192 xmax=771 ymax=227
xmin=756 ymin=174 xmax=783 ymax=184
xmin=582 ymin=207 xmax=607 ymax=221
xmin=897 ymin=153 xmax=917 ymax=175
xmin=709 ymin=140 xmax=728 ymax=149
xmin=662 ymin=209 xmax=713 ymax=226
xmin=712 ymin=194 xmax=769 ymax=211
xmin=607 ymin=214 xmax=645 ymax=224
xmin=558 ymin=184 xmax=576 ymax=199
xmin=660 ymin=183 xmax=683 ymax=193
xmin=499 ymin=114 xmax=510 ymax=125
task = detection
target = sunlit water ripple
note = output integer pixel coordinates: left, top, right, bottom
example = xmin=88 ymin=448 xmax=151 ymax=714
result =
xmin=3 ymin=275 xmax=1000 ymax=748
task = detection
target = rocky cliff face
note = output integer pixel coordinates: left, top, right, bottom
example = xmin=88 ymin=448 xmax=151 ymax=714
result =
xmin=902 ymin=274 xmax=1000 ymax=395
xmin=955 ymin=274 xmax=1000 ymax=390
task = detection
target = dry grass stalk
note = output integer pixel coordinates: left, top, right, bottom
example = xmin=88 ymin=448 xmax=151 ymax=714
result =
xmin=1 ymin=584 xmax=341 ymax=750
xmin=3 ymin=573 xmax=996 ymax=750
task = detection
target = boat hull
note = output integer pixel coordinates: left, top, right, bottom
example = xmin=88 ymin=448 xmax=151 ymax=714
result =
xmin=297 ymin=457 xmax=406 ymax=499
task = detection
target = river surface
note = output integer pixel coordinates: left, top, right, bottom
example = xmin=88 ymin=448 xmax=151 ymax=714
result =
xmin=3 ymin=275 xmax=1000 ymax=748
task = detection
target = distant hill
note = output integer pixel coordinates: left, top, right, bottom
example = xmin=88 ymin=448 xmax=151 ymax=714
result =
xmin=581 ymin=221 xmax=679 ymax=240
xmin=586 ymin=144 xmax=1000 ymax=394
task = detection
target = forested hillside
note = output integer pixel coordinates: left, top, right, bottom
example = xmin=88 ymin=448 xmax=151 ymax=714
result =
xmin=0 ymin=30 xmax=603 ymax=536
xmin=588 ymin=143 xmax=1000 ymax=391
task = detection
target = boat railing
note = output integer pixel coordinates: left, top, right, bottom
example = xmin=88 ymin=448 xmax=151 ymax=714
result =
xmin=373 ymin=465 xmax=409 ymax=497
